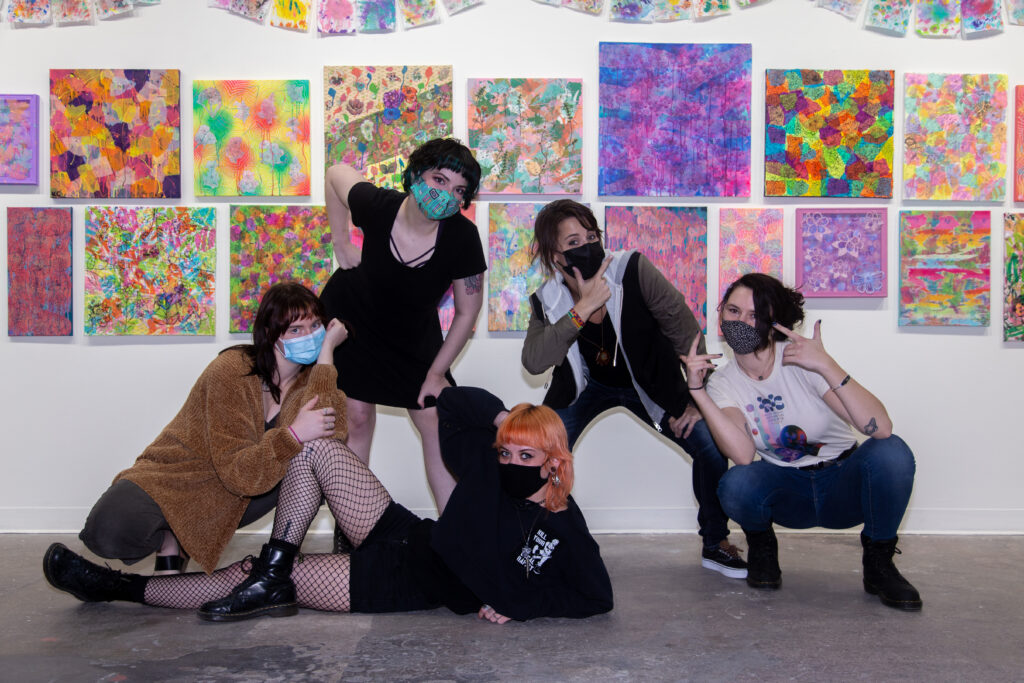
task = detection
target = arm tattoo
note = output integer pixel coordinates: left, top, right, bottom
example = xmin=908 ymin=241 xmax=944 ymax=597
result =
xmin=863 ymin=417 xmax=878 ymax=435
xmin=463 ymin=273 xmax=483 ymax=295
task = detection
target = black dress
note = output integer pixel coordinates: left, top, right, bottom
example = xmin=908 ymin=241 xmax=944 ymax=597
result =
xmin=320 ymin=182 xmax=486 ymax=409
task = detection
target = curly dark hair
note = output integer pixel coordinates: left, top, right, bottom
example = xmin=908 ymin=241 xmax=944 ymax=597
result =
xmin=531 ymin=200 xmax=601 ymax=275
xmin=401 ymin=138 xmax=480 ymax=209
xmin=719 ymin=273 xmax=805 ymax=351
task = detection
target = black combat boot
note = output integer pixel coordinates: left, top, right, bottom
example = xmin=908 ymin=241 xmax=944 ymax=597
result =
xmin=862 ymin=534 xmax=922 ymax=611
xmin=197 ymin=540 xmax=298 ymax=622
xmin=43 ymin=543 xmax=147 ymax=603
xmin=743 ymin=526 xmax=782 ymax=590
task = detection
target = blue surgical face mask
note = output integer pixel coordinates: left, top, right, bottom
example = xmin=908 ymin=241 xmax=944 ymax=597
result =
xmin=410 ymin=177 xmax=461 ymax=221
xmin=279 ymin=325 xmax=325 ymax=365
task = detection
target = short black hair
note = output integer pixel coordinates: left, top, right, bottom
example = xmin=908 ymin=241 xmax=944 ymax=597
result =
xmin=532 ymin=200 xmax=601 ymax=275
xmin=719 ymin=273 xmax=805 ymax=351
xmin=401 ymin=138 xmax=480 ymax=209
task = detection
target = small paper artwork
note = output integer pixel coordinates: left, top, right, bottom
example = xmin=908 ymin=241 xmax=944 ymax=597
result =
xmin=356 ymin=0 xmax=396 ymax=30
xmin=487 ymin=203 xmax=546 ymax=332
xmin=564 ymin=0 xmax=604 ymax=14
xmin=193 ymin=79 xmax=311 ymax=197
xmin=651 ymin=0 xmax=691 ymax=19
xmin=694 ymin=0 xmax=729 ymax=17
xmin=604 ymin=205 xmax=708 ymax=330
xmin=899 ymin=210 xmax=990 ymax=327
xmin=765 ymin=69 xmax=894 ymax=198
xmin=441 ymin=0 xmax=481 ymax=13
xmin=718 ymin=208 xmax=783 ymax=294
xmin=270 ymin=0 xmax=311 ymax=29
xmin=230 ymin=205 xmax=333 ymax=333
xmin=961 ymin=0 xmax=1003 ymax=33
xmin=468 ymin=78 xmax=583 ymax=194
xmin=816 ymin=0 xmax=864 ymax=19
xmin=610 ymin=0 xmax=654 ymax=20
xmin=399 ymin=0 xmax=438 ymax=26
xmin=0 ymin=95 xmax=39 ymax=185
xmin=796 ymin=209 xmax=887 ymax=298
xmin=54 ymin=0 xmax=93 ymax=22
xmin=85 ymin=207 xmax=217 ymax=336
xmin=94 ymin=0 xmax=133 ymax=18
xmin=1015 ymin=86 xmax=1024 ymax=202
xmin=318 ymin=0 xmax=355 ymax=32
xmin=864 ymin=0 xmax=912 ymax=33
xmin=915 ymin=0 xmax=961 ymax=36
xmin=231 ymin=0 xmax=271 ymax=20
xmin=7 ymin=0 xmax=52 ymax=23
xmin=7 ymin=208 xmax=73 ymax=337
xmin=903 ymin=73 xmax=1007 ymax=202
xmin=1008 ymin=0 xmax=1024 ymax=24
xmin=1004 ymin=213 xmax=1024 ymax=341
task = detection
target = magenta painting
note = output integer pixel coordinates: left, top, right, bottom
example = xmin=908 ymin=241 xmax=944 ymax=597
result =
xmin=719 ymin=208 xmax=783 ymax=294
xmin=0 ymin=95 xmax=39 ymax=185
xmin=796 ymin=209 xmax=887 ymax=298
xmin=598 ymin=42 xmax=751 ymax=198
xmin=604 ymin=205 xmax=708 ymax=330
xmin=7 ymin=207 xmax=73 ymax=337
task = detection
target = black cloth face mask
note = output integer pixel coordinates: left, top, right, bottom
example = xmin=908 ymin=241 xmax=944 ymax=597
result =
xmin=720 ymin=320 xmax=765 ymax=355
xmin=561 ymin=241 xmax=605 ymax=280
xmin=498 ymin=463 xmax=548 ymax=499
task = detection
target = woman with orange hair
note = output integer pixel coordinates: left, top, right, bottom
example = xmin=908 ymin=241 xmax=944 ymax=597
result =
xmin=44 ymin=387 xmax=613 ymax=623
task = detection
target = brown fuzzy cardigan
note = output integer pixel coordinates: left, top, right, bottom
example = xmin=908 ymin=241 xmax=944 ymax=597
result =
xmin=115 ymin=348 xmax=347 ymax=574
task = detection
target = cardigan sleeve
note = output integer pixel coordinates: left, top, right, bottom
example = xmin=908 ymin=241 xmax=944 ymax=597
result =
xmin=284 ymin=363 xmax=348 ymax=444
xmin=522 ymin=292 xmax=581 ymax=375
xmin=635 ymin=254 xmax=706 ymax=357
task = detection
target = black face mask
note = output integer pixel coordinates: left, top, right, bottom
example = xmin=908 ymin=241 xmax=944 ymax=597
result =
xmin=498 ymin=463 xmax=548 ymax=499
xmin=561 ymin=241 xmax=605 ymax=280
xmin=720 ymin=320 xmax=764 ymax=355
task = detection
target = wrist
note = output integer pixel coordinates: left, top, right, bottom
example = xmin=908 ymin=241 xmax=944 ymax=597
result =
xmin=288 ymin=426 xmax=302 ymax=444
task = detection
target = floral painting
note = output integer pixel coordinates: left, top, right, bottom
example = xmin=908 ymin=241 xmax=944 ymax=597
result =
xmin=7 ymin=208 xmax=73 ymax=337
xmin=1004 ymin=214 xmax=1024 ymax=341
xmin=915 ymin=0 xmax=961 ymax=36
xmin=719 ymin=208 xmax=783 ymax=294
xmin=0 ymin=95 xmax=39 ymax=185
xmin=864 ymin=0 xmax=912 ymax=33
xmin=796 ymin=209 xmax=887 ymax=298
xmin=488 ymin=203 xmax=546 ymax=332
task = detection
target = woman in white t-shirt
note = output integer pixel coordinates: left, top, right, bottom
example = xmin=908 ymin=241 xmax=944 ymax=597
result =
xmin=681 ymin=273 xmax=921 ymax=611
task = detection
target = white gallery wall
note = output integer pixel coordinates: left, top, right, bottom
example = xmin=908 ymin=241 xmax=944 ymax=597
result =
xmin=1 ymin=0 xmax=1022 ymax=536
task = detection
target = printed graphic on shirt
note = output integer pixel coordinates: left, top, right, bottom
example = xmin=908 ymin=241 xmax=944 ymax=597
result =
xmin=744 ymin=392 xmax=824 ymax=463
xmin=516 ymin=528 xmax=560 ymax=575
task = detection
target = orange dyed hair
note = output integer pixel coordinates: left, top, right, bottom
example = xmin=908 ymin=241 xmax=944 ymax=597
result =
xmin=496 ymin=403 xmax=575 ymax=512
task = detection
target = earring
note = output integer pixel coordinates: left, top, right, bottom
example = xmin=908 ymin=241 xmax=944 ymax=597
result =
xmin=551 ymin=473 xmax=561 ymax=487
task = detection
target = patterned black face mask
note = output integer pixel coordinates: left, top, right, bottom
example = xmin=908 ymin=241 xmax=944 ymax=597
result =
xmin=720 ymin=320 xmax=764 ymax=355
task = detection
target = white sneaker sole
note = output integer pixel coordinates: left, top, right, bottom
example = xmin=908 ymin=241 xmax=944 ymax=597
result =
xmin=702 ymin=558 xmax=748 ymax=579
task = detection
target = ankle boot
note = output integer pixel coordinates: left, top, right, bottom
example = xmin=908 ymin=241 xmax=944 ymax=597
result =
xmin=744 ymin=526 xmax=782 ymax=590
xmin=197 ymin=541 xmax=298 ymax=622
xmin=43 ymin=543 xmax=147 ymax=603
xmin=861 ymin=534 xmax=922 ymax=611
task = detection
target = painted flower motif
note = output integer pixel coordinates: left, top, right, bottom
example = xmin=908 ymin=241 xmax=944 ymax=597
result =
xmin=805 ymin=247 xmax=828 ymax=269
xmin=238 ymin=170 xmax=259 ymax=195
xmin=801 ymin=212 xmax=833 ymax=242
xmin=834 ymin=229 xmax=866 ymax=259
xmin=805 ymin=270 xmax=832 ymax=292
xmin=862 ymin=212 xmax=884 ymax=234
xmin=382 ymin=89 xmax=403 ymax=109
xmin=198 ymin=87 xmax=222 ymax=111
xmin=829 ymin=258 xmax=852 ymax=281
xmin=345 ymin=98 xmax=364 ymax=116
xmin=359 ymin=119 xmax=374 ymax=141
xmin=194 ymin=125 xmax=217 ymax=146
xmin=199 ymin=161 xmax=220 ymax=191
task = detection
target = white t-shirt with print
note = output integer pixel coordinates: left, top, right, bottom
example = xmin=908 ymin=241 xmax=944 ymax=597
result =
xmin=707 ymin=342 xmax=857 ymax=468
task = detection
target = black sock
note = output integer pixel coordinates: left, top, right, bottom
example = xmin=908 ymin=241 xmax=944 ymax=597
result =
xmin=125 ymin=574 xmax=149 ymax=604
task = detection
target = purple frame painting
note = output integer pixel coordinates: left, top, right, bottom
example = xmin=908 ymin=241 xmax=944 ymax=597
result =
xmin=0 ymin=94 xmax=39 ymax=185
xmin=796 ymin=209 xmax=887 ymax=298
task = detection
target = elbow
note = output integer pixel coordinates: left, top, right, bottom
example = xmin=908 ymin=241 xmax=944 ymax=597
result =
xmin=729 ymin=448 xmax=756 ymax=466
xmin=521 ymin=351 xmax=548 ymax=376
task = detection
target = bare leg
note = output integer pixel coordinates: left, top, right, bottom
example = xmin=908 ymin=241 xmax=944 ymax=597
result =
xmin=408 ymin=406 xmax=455 ymax=514
xmin=345 ymin=397 xmax=376 ymax=465
xmin=153 ymin=531 xmax=188 ymax=575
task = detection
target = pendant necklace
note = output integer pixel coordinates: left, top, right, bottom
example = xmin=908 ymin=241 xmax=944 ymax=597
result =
xmin=754 ymin=346 xmax=775 ymax=381
xmin=514 ymin=503 xmax=544 ymax=577
xmin=577 ymin=316 xmax=612 ymax=366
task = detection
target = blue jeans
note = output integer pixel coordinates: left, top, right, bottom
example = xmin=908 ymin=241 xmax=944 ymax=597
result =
xmin=556 ymin=380 xmax=731 ymax=547
xmin=717 ymin=435 xmax=916 ymax=541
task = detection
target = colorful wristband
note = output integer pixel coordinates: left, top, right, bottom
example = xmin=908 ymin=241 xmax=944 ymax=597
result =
xmin=289 ymin=426 xmax=302 ymax=444
xmin=567 ymin=308 xmax=585 ymax=329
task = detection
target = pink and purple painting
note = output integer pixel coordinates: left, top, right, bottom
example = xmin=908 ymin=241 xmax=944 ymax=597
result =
xmin=605 ymin=205 xmax=708 ymax=330
xmin=719 ymin=208 xmax=783 ymax=294
xmin=598 ymin=42 xmax=751 ymax=198
xmin=7 ymin=208 xmax=73 ymax=337
xmin=961 ymin=0 xmax=1002 ymax=33
xmin=0 ymin=95 xmax=39 ymax=185
xmin=796 ymin=209 xmax=887 ymax=298
xmin=488 ymin=203 xmax=546 ymax=332
xmin=899 ymin=210 xmax=990 ymax=327
xmin=318 ymin=0 xmax=355 ymax=32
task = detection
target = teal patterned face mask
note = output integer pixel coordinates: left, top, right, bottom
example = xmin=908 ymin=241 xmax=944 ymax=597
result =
xmin=410 ymin=177 xmax=460 ymax=221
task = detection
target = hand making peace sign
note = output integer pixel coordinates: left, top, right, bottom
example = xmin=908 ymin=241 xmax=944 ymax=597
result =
xmin=773 ymin=320 xmax=836 ymax=375
xmin=679 ymin=335 xmax=722 ymax=391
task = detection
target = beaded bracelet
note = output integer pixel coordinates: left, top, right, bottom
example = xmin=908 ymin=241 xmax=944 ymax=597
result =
xmin=831 ymin=374 xmax=852 ymax=392
xmin=566 ymin=308 xmax=585 ymax=329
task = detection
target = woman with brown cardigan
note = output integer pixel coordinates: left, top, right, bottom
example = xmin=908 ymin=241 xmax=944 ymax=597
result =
xmin=78 ymin=282 xmax=349 ymax=575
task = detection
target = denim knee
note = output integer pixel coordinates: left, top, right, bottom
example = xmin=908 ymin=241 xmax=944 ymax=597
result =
xmin=716 ymin=465 xmax=760 ymax=527
xmin=858 ymin=434 xmax=916 ymax=483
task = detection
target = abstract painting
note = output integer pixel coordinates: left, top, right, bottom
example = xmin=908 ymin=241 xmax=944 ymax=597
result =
xmin=604 ymin=205 xmax=708 ymax=330
xmin=915 ymin=0 xmax=961 ymax=36
xmin=487 ymin=203 xmax=546 ymax=332
xmin=652 ymin=0 xmax=691 ymax=20
xmin=230 ymin=205 xmax=333 ymax=333
xmin=193 ymin=80 xmax=311 ymax=197
xmin=864 ymin=0 xmax=911 ymax=32
xmin=1004 ymin=214 xmax=1024 ymax=341
xmin=54 ymin=0 xmax=93 ymax=22
xmin=1015 ymin=86 xmax=1024 ymax=202
xmin=1010 ymin=0 xmax=1024 ymax=23
xmin=318 ymin=0 xmax=355 ymax=32
xmin=599 ymin=42 xmax=751 ymax=197
xmin=399 ymin=0 xmax=438 ymax=27
xmin=270 ymin=0 xmax=310 ymax=29
xmin=85 ymin=207 xmax=217 ymax=336
xmin=324 ymin=65 xmax=452 ymax=188
xmin=7 ymin=0 xmax=52 ymax=23
xmin=817 ymin=0 xmax=864 ymax=18
xmin=231 ymin=0 xmax=271 ymax=20
xmin=719 ymin=208 xmax=783 ymax=294
xmin=356 ymin=0 xmax=396 ymax=30
xmin=899 ymin=211 xmax=990 ymax=327
xmin=694 ymin=0 xmax=729 ymax=17
xmin=50 ymin=69 xmax=181 ymax=199
xmin=610 ymin=0 xmax=654 ymax=21
xmin=565 ymin=0 xmax=604 ymax=14
xmin=0 ymin=95 xmax=38 ymax=185
xmin=468 ymin=78 xmax=583 ymax=194
xmin=441 ymin=0 xmax=481 ymax=13
xmin=7 ymin=208 xmax=72 ymax=337
xmin=796 ymin=209 xmax=887 ymax=298
xmin=961 ymin=0 xmax=1002 ymax=33
xmin=94 ymin=0 xmax=133 ymax=19
xmin=903 ymin=73 xmax=1007 ymax=201
xmin=765 ymin=69 xmax=894 ymax=198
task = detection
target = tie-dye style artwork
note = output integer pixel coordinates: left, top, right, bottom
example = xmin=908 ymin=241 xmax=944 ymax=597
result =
xmin=7 ymin=0 xmax=52 ymax=23
xmin=441 ymin=0 xmax=481 ymax=13
xmin=816 ymin=0 xmax=864 ymax=18
xmin=468 ymin=79 xmax=583 ymax=195
xmin=796 ymin=209 xmax=887 ymax=298
xmin=903 ymin=73 xmax=1007 ymax=202
xmin=765 ymin=70 xmax=893 ymax=198
xmin=899 ymin=211 xmax=990 ymax=327
xmin=719 ymin=208 xmax=783 ymax=293
xmin=399 ymin=0 xmax=438 ymax=26
xmin=230 ymin=205 xmax=333 ymax=333
xmin=1008 ymin=0 xmax=1024 ymax=23
xmin=193 ymin=80 xmax=311 ymax=197
xmin=610 ymin=0 xmax=654 ymax=21
xmin=1004 ymin=214 xmax=1024 ymax=341
xmin=85 ymin=207 xmax=217 ymax=336
xmin=7 ymin=208 xmax=73 ymax=337
xmin=210 ymin=0 xmax=232 ymax=7
xmin=915 ymin=0 xmax=961 ymax=36
xmin=324 ymin=65 xmax=452 ymax=187
xmin=54 ymin=0 xmax=93 ymax=22
xmin=864 ymin=0 xmax=911 ymax=33
xmin=94 ymin=0 xmax=133 ymax=18
xmin=231 ymin=0 xmax=271 ymax=20
xmin=318 ymin=0 xmax=355 ymax=31
xmin=599 ymin=43 xmax=751 ymax=198
xmin=0 ymin=95 xmax=39 ymax=185
xmin=605 ymin=205 xmax=708 ymax=330
xmin=961 ymin=0 xmax=1002 ymax=33
xmin=356 ymin=0 xmax=396 ymax=30
xmin=694 ymin=0 xmax=729 ymax=16
xmin=652 ymin=0 xmax=691 ymax=19
xmin=270 ymin=0 xmax=310 ymax=29
xmin=1015 ymin=87 xmax=1024 ymax=202
xmin=487 ymin=203 xmax=546 ymax=332
xmin=564 ymin=0 xmax=604 ymax=14
xmin=50 ymin=69 xmax=181 ymax=199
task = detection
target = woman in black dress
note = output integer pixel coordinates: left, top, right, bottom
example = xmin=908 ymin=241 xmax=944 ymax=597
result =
xmin=319 ymin=138 xmax=485 ymax=513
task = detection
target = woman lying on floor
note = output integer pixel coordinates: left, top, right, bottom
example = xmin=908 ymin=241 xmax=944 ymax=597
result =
xmin=44 ymin=386 xmax=614 ymax=623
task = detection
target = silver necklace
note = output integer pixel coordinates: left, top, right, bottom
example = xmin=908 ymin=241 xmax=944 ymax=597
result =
xmin=515 ymin=504 xmax=544 ymax=577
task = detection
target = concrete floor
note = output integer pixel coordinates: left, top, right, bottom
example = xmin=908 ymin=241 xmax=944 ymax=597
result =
xmin=4 ymin=533 xmax=1023 ymax=682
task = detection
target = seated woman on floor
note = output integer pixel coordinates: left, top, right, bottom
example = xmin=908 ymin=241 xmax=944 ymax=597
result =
xmin=44 ymin=386 xmax=614 ymax=623
xmin=78 ymin=282 xmax=349 ymax=576
xmin=680 ymin=273 xmax=921 ymax=611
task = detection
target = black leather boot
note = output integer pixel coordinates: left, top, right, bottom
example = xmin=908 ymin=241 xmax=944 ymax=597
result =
xmin=743 ymin=526 xmax=782 ymax=590
xmin=197 ymin=541 xmax=298 ymax=622
xmin=862 ymin=534 xmax=922 ymax=611
xmin=43 ymin=543 xmax=147 ymax=603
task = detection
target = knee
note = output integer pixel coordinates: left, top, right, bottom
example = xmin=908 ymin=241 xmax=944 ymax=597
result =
xmin=679 ymin=421 xmax=724 ymax=462
xmin=80 ymin=497 xmax=156 ymax=560
xmin=346 ymin=403 xmax=376 ymax=433
xmin=860 ymin=434 xmax=916 ymax=480
xmin=717 ymin=466 xmax=755 ymax=516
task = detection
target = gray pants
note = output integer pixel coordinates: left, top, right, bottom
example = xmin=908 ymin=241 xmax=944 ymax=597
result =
xmin=79 ymin=479 xmax=279 ymax=565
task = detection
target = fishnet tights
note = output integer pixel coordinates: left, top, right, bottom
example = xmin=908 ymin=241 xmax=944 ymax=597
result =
xmin=144 ymin=439 xmax=390 ymax=612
